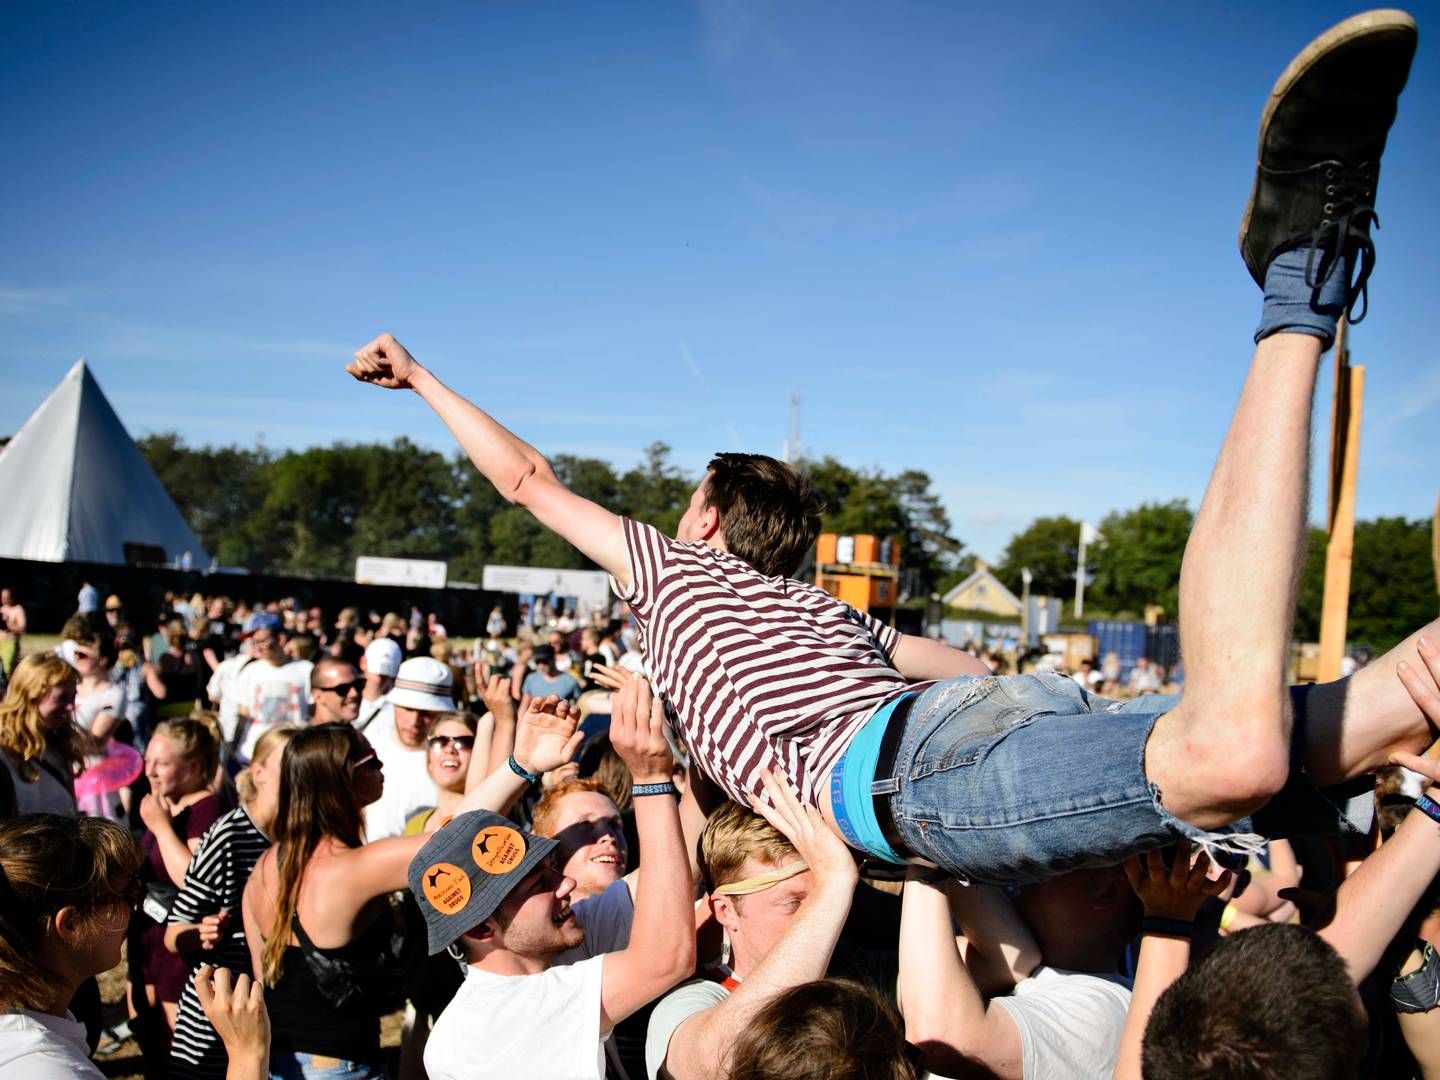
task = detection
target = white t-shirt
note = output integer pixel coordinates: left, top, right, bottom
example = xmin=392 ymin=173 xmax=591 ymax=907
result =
xmin=424 ymin=878 xmax=635 ymax=1080
xmin=362 ymin=712 xmax=438 ymax=841
xmin=646 ymin=978 xmax=731 ymax=1079
xmin=426 ymin=954 xmax=606 ymax=1080
xmin=232 ymin=660 xmax=310 ymax=763
xmin=991 ymin=966 xmax=1133 ymax=1080
xmin=207 ymin=654 xmax=253 ymax=746
xmin=0 ymin=1010 xmax=102 ymax=1079
xmin=355 ymin=695 xmax=391 ymax=733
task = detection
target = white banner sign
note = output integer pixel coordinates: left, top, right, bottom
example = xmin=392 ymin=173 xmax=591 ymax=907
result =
xmin=482 ymin=565 xmax=611 ymax=611
xmin=355 ymin=556 xmax=448 ymax=589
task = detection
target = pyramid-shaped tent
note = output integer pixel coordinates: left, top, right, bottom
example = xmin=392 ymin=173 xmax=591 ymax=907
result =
xmin=0 ymin=360 xmax=208 ymax=565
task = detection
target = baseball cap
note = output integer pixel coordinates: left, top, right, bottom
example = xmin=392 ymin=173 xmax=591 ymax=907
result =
xmin=388 ymin=656 xmax=454 ymax=713
xmin=363 ymin=637 xmax=403 ymax=679
xmin=531 ymin=644 xmax=555 ymax=664
xmin=408 ymin=810 xmax=558 ymax=955
xmin=240 ymin=612 xmax=283 ymax=639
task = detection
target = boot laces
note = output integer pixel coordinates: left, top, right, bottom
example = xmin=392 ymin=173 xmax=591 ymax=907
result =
xmin=1303 ymin=163 xmax=1378 ymax=324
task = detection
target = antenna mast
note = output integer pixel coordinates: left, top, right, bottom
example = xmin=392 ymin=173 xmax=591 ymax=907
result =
xmin=783 ymin=390 xmax=802 ymax=463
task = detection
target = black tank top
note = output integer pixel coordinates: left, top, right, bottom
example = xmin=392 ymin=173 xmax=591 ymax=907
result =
xmin=267 ymin=904 xmax=403 ymax=1062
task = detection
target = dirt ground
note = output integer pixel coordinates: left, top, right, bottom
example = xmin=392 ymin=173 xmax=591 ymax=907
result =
xmin=90 ymin=948 xmax=404 ymax=1078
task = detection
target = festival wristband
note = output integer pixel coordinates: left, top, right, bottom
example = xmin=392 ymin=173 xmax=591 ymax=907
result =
xmin=507 ymin=754 xmax=540 ymax=785
xmin=1414 ymin=794 xmax=1440 ymax=826
xmin=1142 ymin=916 xmax=1195 ymax=938
xmin=632 ymin=781 xmax=678 ymax=798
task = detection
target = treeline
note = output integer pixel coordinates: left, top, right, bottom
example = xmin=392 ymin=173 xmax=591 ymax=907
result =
xmin=137 ymin=433 xmax=1434 ymax=649
xmin=993 ymin=503 xmax=1436 ymax=651
xmin=136 ymin=435 xmax=968 ymax=595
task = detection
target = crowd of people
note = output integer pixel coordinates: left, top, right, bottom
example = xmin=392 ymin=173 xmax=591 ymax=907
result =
xmin=2 ymin=10 xmax=1438 ymax=1080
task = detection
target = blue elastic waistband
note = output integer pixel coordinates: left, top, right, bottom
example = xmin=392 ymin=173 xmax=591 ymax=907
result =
xmin=829 ymin=694 xmax=913 ymax=864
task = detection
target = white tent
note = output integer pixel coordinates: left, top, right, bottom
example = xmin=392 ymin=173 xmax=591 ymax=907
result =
xmin=0 ymin=360 xmax=208 ymax=566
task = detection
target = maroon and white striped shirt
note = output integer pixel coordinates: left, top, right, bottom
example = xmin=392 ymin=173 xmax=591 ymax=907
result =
xmin=615 ymin=518 xmax=907 ymax=806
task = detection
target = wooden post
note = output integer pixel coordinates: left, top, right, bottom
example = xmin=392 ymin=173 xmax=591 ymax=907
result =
xmin=1318 ymin=320 xmax=1363 ymax=683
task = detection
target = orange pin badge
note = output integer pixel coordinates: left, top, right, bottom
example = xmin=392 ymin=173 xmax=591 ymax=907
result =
xmin=471 ymin=826 xmax=527 ymax=874
xmin=421 ymin=862 xmax=471 ymax=916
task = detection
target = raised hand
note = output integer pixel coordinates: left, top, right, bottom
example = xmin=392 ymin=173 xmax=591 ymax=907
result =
xmin=1390 ymin=636 xmax=1440 ymax=783
xmin=610 ymin=677 xmax=673 ymax=784
xmin=748 ymin=767 xmax=858 ymax=890
xmin=194 ymin=964 xmax=269 ymax=1069
xmin=481 ymin=675 xmax=517 ymax=725
xmin=590 ymin=663 xmax=635 ymax=692
xmin=511 ymin=694 xmax=582 ymax=777
xmin=139 ymin=791 xmax=175 ymax=834
xmin=1123 ymin=841 xmax=1232 ymax=921
xmin=346 ymin=333 xmax=422 ymax=390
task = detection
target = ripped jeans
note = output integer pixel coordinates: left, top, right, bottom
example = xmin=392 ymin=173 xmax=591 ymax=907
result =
xmin=882 ymin=672 xmax=1371 ymax=887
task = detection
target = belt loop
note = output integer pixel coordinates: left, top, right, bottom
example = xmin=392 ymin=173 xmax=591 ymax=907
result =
xmin=870 ymin=778 xmax=900 ymax=797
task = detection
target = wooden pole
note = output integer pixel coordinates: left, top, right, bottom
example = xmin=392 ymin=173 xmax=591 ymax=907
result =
xmin=1318 ymin=319 xmax=1362 ymax=683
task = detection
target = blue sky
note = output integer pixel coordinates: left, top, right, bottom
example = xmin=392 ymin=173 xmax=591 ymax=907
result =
xmin=2 ymin=0 xmax=1436 ymax=563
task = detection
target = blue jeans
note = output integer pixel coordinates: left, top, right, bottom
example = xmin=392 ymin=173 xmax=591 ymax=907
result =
xmin=268 ymin=1051 xmax=386 ymax=1080
xmin=884 ymin=673 xmax=1370 ymax=886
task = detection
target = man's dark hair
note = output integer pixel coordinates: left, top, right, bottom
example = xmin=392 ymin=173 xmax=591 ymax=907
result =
xmin=704 ymin=453 xmax=825 ymax=578
xmin=1142 ymin=924 xmax=1366 ymax=1079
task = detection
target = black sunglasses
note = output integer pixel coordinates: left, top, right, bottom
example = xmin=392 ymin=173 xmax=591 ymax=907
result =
xmin=427 ymin=734 xmax=476 ymax=752
xmin=318 ymin=678 xmax=364 ymax=697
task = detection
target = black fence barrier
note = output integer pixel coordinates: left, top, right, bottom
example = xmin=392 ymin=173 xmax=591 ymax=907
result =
xmin=0 ymin=557 xmax=518 ymax=639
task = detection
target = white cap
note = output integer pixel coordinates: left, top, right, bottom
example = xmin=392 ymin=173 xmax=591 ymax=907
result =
xmin=364 ymin=638 xmax=403 ymax=679
xmin=388 ymin=656 xmax=454 ymax=713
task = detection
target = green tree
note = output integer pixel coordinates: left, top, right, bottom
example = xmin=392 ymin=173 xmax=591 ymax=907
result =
xmin=1296 ymin=517 xmax=1437 ymax=651
xmin=996 ymin=516 xmax=1081 ymax=598
xmin=1089 ymin=500 xmax=1194 ymax=617
xmin=137 ymin=433 xmax=272 ymax=567
xmin=619 ymin=442 xmax=693 ymax=537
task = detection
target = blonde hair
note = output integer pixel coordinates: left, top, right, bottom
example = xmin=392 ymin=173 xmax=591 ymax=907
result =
xmin=0 ymin=815 xmax=142 ymax=1010
xmin=698 ymin=802 xmax=799 ymax=895
xmin=0 ymin=654 xmax=82 ymax=782
xmin=234 ymin=724 xmax=302 ymax=804
xmin=152 ymin=714 xmax=223 ymax=782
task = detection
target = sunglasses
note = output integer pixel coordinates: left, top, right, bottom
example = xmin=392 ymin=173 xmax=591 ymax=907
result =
xmin=349 ymin=750 xmax=382 ymax=772
xmin=318 ymin=679 xmax=364 ymax=697
xmin=428 ymin=734 xmax=476 ymax=752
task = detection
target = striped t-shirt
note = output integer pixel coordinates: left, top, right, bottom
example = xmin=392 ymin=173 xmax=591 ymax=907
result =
xmin=616 ymin=518 xmax=907 ymax=805
xmin=168 ymin=805 xmax=271 ymax=1080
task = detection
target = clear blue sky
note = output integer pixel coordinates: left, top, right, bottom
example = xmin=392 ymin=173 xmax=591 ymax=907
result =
xmin=2 ymin=1 xmax=1436 ymax=562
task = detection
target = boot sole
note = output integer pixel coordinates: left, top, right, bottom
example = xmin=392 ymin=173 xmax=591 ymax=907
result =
xmin=1238 ymin=8 xmax=1418 ymax=282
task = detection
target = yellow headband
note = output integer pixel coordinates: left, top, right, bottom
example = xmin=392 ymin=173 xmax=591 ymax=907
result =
xmin=711 ymin=860 xmax=810 ymax=896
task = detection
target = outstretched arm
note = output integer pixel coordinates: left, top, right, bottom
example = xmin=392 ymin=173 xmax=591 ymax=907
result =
xmin=892 ymin=634 xmax=991 ymax=681
xmin=600 ymin=679 xmax=695 ymax=1032
xmin=900 ymin=872 xmax=1023 ymax=1079
xmin=349 ymin=334 xmax=631 ymax=587
xmin=1114 ymin=844 xmax=1232 ymax=1080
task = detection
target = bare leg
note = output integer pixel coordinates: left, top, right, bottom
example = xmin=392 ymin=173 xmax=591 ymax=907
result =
xmin=1146 ymin=332 xmax=1322 ymax=828
xmin=1298 ymin=626 xmax=1440 ymax=785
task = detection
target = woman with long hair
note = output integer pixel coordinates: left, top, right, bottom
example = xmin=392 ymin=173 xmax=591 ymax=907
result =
xmin=0 ymin=653 xmax=82 ymax=815
xmin=130 ymin=716 xmax=225 ymax=1074
xmin=166 ymin=723 xmax=301 ymax=1080
xmin=244 ymin=701 xmax=580 ymax=1079
xmin=0 ymin=814 xmax=143 ymax=1078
